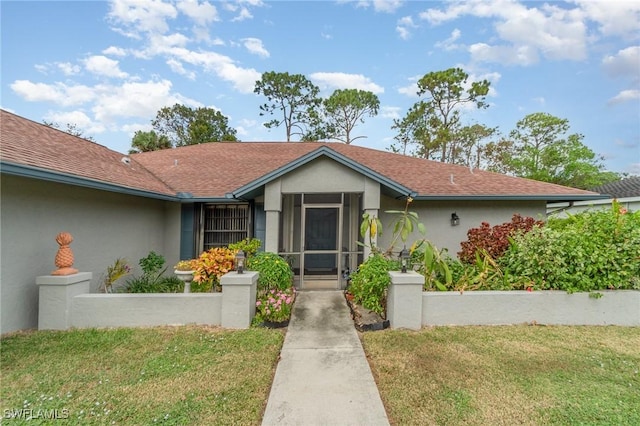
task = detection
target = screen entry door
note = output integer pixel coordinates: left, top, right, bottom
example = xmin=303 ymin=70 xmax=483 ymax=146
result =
xmin=302 ymin=206 xmax=341 ymax=289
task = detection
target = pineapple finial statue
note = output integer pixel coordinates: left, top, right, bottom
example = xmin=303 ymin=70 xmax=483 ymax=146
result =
xmin=51 ymin=232 xmax=79 ymax=276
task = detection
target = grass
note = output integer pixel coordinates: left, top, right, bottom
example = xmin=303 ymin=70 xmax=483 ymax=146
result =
xmin=363 ymin=326 xmax=640 ymax=426
xmin=1 ymin=326 xmax=284 ymax=425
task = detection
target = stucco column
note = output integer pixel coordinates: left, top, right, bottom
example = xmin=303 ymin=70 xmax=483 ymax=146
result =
xmin=387 ymin=271 xmax=423 ymax=330
xmin=264 ymin=211 xmax=280 ymax=253
xmin=220 ymin=271 xmax=258 ymax=329
xmin=37 ymin=272 xmax=92 ymax=330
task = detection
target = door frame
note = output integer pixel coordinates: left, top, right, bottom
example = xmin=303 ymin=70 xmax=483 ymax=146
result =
xmin=300 ymin=203 xmax=343 ymax=289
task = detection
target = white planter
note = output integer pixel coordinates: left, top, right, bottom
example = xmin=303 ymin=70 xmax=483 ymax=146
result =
xmin=174 ymin=270 xmax=194 ymax=293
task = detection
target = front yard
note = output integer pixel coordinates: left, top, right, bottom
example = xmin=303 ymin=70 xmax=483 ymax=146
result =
xmin=1 ymin=326 xmax=284 ymax=425
xmin=2 ymin=325 xmax=638 ymax=425
xmin=363 ymin=326 xmax=640 ymax=425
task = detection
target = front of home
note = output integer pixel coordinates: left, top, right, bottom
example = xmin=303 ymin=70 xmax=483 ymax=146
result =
xmin=0 ymin=110 xmax=604 ymax=334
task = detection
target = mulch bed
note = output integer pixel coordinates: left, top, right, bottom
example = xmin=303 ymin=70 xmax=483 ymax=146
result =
xmin=344 ymin=291 xmax=390 ymax=332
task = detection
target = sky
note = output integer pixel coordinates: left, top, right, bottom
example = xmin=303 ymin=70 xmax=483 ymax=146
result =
xmin=2 ymin=0 xmax=639 ymax=175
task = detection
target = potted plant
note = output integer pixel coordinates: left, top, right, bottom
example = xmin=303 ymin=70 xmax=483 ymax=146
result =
xmin=174 ymin=260 xmax=195 ymax=293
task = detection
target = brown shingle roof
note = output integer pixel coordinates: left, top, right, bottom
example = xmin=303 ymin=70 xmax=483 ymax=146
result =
xmin=132 ymin=141 xmax=599 ymax=199
xmin=0 ymin=110 xmax=174 ymax=196
xmin=1 ymin=109 xmax=599 ymax=200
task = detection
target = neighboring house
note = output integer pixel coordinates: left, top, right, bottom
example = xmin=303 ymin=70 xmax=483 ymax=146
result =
xmin=0 ymin=110 xmax=603 ymax=333
xmin=547 ymin=176 xmax=640 ymax=217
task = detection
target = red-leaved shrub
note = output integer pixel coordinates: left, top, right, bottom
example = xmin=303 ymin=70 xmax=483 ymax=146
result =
xmin=458 ymin=214 xmax=543 ymax=263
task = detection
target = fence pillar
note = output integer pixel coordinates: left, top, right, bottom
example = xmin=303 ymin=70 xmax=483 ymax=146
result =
xmin=37 ymin=272 xmax=92 ymax=330
xmin=388 ymin=271 xmax=423 ymax=330
xmin=220 ymin=271 xmax=258 ymax=329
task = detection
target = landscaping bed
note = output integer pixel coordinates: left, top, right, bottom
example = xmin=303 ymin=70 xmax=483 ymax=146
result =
xmin=344 ymin=291 xmax=390 ymax=332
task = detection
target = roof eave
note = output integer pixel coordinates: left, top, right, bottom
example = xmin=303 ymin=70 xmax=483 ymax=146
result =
xmin=226 ymin=145 xmax=417 ymax=200
xmin=412 ymin=194 xmax=608 ymax=202
xmin=1 ymin=161 xmax=179 ymax=202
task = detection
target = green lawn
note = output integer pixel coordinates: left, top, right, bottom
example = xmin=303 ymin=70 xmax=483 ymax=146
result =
xmin=1 ymin=326 xmax=284 ymax=425
xmin=363 ymin=326 xmax=640 ymax=425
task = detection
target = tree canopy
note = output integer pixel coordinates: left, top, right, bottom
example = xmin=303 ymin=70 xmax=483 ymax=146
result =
xmin=323 ymin=89 xmax=380 ymax=144
xmin=501 ymin=112 xmax=619 ymax=189
xmin=391 ymin=67 xmax=490 ymax=163
xmin=150 ymin=104 xmax=237 ymax=148
xmin=254 ymin=71 xmax=323 ymax=141
xmin=42 ymin=121 xmax=95 ymax=141
xmin=129 ymin=130 xmax=171 ymax=154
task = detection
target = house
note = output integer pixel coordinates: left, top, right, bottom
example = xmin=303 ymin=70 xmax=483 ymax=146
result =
xmin=547 ymin=176 xmax=640 ymax=217
xmin=0 ymin=110 xmax=603 ymax=334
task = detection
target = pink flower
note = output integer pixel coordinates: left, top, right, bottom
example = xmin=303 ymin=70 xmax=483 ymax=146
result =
xmin=256 ymin=300 xmax=262 ymax=306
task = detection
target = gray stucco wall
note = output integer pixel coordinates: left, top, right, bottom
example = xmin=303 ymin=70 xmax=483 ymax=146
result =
xmin=1 ymin=175 xmax=181 ymax=334
xmin=378 ymin=196 xmax=546 ymax=257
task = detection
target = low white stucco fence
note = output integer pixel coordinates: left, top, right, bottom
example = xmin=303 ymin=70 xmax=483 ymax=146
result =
xmin=388 ymin=272 xmax=640 ymax=329
xmin=37 ymin=271 xmax=257 ymax=330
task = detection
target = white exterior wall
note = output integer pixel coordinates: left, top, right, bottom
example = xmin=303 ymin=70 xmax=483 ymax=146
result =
xmin=379 ymin=196 xmax=546 ymax=257
xmin=1 ymin=175 xmax=181 ymax=334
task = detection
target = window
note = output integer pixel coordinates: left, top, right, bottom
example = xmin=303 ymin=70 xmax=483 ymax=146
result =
xmin=199 ymin=204 xmax=249 ymax=251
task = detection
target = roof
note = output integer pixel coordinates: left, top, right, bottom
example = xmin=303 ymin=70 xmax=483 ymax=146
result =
xmin=1 ymin=109 xmax=602 ymax=202
xmin=1 ymin=110 xmax=175 ymax=199
xmin=591 ymin=176 xmax=640 ymax=199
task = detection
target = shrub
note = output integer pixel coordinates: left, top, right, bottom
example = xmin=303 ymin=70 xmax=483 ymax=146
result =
xmin=228 ymin=238 xmax=262 ymax=258
xmin=247 ymin=252 xmax=293 ymax=291
xmin=255 ymin=288 xmax=296 ymax=323
xmin=458 ymin=214 xmax=543 ymax=263
xmin=348 ymin=253 xmax=400 ymax=316
xmin=124 ymin=251 xmax=184 ymax=293
xmin=499 ymin=202 xmax=640 ymax=292
xmin=192 ymin=247 xmax=237 ymax=292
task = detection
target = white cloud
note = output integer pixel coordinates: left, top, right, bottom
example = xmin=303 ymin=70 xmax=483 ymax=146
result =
xmin=396 ymin=15 xmax=416 ymax=40
xmin=10 ymin=80 xmax=95 ymax=106
xmin=435 ymin=28 xmax=462 ymax=51
xmin=607 ymin=89 xmax=640 ymax=105
xmin=231 ymin=7 xmax=252 ymax=22
xmin=103 ymin=46 xmax=127 ymax=57
xmin=397 ymin=75 xmax=420 ymax=97
xmin=43 ymin=110 xmax=105 ymax=134
xmin=576 ymin=0 xmax=640 ymax=40
xmin=355 ymin=0 xmax=403 ymax=14
xmin=309 ymin=72 xmax=384 ymax=94
xmin=421 ymin=0 xmax=589 ymax=65
xmin=166 ymin=58 xmax=196 ymax=79
xmin=380 ymin=106 xmax=401 ymax=119
xmin=83 ymin=56 xmax=129 ymax=79
xmin=57 ymin=62 xmax=81 ymax=75
xmin=602 ymin=46 xmax=640 ymax=79
xmin=242 ymin=38 xmax=270 ymax=58
xmin=108 ymin=0 xmax=177 ymax=36
xmin=176 ymin=0 xmax=219 ymax=26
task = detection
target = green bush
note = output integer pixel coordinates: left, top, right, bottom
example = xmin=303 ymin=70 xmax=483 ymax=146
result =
xmin=247 ymin=252 xmax=293 ymax=291
xmin=498 ymin=203 xmax=640 ymax=292
xmin=348 ymin=253 xmax=400 ymax=316
xmin=124 ymin=251 xmax=184 ymax=293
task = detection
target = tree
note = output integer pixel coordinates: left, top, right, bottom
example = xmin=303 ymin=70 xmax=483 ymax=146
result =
xmin=151 ymin=104 xmax=237 ymax=147
xmin=505 ymin=112 xmax=619 ymax=189
xmin=455 ymin=123 xmax=497 ymax=168
xmin=254 ymin=71 xmax=323 ymax=141
xmin=129 ymin=130 xmax=171 ymax=154
xmin=323 ymin=89 xmax=380 ymax=144
xmin=43 ymin=121 xmax=95 ymax=141
xmin=392 ymin=68 xmax=490 ymax=163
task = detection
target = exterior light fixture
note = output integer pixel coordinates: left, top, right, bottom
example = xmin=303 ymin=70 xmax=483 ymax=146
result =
xmin=400 ymin=246 xmax=410 ymax=273
xmin=451 ymin=212 xmax=460 ymax=226
xmin=235 ymin=250 xmax=245 ymax=274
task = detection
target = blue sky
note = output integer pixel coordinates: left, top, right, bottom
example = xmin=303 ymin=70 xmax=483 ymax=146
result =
xmin=2 ymin=0 xmax=639 ymax=175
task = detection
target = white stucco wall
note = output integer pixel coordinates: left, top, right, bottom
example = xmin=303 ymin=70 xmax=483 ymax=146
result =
xmin=0 ymin=175 xmax=181 ymax=334
xmin=378 ymin=196 xmax=546 ymax=257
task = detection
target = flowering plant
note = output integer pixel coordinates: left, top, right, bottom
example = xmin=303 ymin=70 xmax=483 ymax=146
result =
xmin=191 ymin=247 xmax=236 ymax=292
xmin=255 ymin=287 xmax=296 ymax=323
xmin=174 ymin=260 xmax=196 ymax=271
xmin=102 ymin=258 xmax=131 ymax=292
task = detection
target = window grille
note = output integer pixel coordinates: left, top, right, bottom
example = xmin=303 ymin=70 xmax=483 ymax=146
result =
xmin=202 ymin=204 xmax=249 ymax=250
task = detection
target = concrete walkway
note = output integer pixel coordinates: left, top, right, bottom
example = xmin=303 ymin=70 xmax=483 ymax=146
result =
xmin=262 ymin=290 xmax=390 ymax=426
